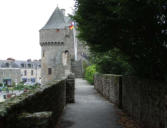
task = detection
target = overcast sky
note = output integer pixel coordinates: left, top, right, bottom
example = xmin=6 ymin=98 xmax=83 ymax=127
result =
xmin=0 ymin=0 xmax=75 ymax=60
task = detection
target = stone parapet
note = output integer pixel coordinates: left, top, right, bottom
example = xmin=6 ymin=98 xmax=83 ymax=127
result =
xmin=94 ymin=74 xmax=122 ymax=106
xmin=94 ymin=74 xmax=167 ymax=128
xmin=122 ymin=76 xmax=167 ymax=128
xmin=66 ymin=74 xmax=75 ymax=103
xmin=0 ymin=74 xmax=75 ymax=128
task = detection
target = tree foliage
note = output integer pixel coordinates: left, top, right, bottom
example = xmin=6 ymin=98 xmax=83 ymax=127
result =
xmin=90 ymin=49 xmax=133 ymax=75
xmin=73 ymin=0 xmax=167 ymax=80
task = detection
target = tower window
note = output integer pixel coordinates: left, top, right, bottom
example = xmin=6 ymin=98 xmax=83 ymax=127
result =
xmin=43 ymin=50 xmax=45 ymax=57
xmin=48 ymin=68 xmax=52 ymax=75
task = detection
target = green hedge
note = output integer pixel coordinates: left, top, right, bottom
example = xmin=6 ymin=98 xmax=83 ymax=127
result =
xmin=85 ymin=65 xmax=96 ymax=84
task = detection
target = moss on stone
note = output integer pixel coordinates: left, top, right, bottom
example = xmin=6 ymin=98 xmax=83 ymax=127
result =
xmin=19 ymin=112 xmax=52 ymax=119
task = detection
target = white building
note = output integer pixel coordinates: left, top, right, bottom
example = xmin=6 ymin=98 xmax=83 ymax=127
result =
xmin=0 ymin=59 xmax=41 ymax=85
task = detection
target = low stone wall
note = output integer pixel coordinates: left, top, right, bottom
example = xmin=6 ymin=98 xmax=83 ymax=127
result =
xmin=94 ymin=74 xmax=167 ymax=128
xmin=122 ymin=76 xmax=167 ymax=128
xmin=66 ymin=74 xmax=75 ymax=103
xmin=0 ymin=75 xmax=75 ymax=128
xmin=94 ymin=74 xmax=122 ymax=106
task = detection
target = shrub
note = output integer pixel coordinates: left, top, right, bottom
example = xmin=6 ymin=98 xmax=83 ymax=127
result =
xmin=14 ymin=84 xmax=25 ymax=90
xmin=0 ymin=83 xmax=3 ymax=87
xmin=85 ymin=65 xmax=96 ymax=84
xmin=82 ymin=60 xmax=89 ymax=77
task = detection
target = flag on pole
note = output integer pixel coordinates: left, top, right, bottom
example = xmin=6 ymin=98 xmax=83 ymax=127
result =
xmin=71 ymin=21 xmax=78 ymax=61
xmin=69 ymin=22 xmax=74 ymax=30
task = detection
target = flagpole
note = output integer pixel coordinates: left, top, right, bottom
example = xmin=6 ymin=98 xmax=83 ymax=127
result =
xmin=73 ymin=22 xmax=78 ymax=61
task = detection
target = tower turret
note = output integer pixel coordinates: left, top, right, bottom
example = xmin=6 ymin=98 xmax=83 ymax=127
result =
xmin=40 ymin=7 xmax=74 ymax=84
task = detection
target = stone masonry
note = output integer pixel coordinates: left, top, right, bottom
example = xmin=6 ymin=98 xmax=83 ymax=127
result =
xmin=40 ymin=7 xmax=89 ymax=84
xmin=0 ymin=74 xmax=75 ymax=128
xmin=94 ymin=73 xmax=167 ymax=128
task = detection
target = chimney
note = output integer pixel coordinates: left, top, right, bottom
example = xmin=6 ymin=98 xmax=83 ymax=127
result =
xmin=61 ymin=9 xmax=65 ymax=16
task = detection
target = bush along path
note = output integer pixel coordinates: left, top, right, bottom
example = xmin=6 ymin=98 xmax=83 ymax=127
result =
xmin=57 ymin=79 xmax=122 ymax=128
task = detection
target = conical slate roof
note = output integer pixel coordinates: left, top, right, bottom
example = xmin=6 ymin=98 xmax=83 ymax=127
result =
xmin=41 ymin=7 xmax=67 ymax=30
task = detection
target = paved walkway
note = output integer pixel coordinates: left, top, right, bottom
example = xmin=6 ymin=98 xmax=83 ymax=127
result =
xmin=58 ymin=79 xmax=122 ymax=128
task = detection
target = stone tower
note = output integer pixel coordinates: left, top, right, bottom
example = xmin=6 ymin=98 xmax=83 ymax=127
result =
xmin=40 ymin=7 xmax=75 ymax=84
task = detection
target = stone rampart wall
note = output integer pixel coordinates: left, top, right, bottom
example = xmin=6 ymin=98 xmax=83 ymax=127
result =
xmin=94 ymin=74 xmax=122 ymax=106
xmin=0 ymin=74 xmax=75 ymax=128
xmin=94 ymin=74 xmax=167 ymax=128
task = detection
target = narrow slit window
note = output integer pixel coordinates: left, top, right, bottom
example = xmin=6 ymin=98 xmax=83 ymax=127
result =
xmin=43 ymin=51 xmax=45 ymax=57
xmin=48 ymin=68 xmax=52 ymax=75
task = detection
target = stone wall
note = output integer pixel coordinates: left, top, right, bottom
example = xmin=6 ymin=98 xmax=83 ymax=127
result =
xmin=94 ymin=74 xmax=122 ymax=106
xmin=122 ymin=76 xmax=166 ymax=128
xmin=94 ymin=74 xmax=167 ymax=128
xmin=71 ymin=60 xmax=83 ymax=78
xmin=0 ymin=75 xmax=75 ymax=128
xmin=66 ymin=74 xmax=75 ymax=103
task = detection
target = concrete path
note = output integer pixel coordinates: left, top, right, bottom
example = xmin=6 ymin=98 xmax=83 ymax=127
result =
xmin=58 ymin=79 xmax=122 ymax=128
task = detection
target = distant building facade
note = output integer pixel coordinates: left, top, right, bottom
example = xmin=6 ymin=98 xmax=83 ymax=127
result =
xmin=40 ymin=7 xmax=89 ymax=84
xmin=0 ymin=59 xmax=41 ymax=85
xmin=0 ymin=68 xmax=21 ymax=86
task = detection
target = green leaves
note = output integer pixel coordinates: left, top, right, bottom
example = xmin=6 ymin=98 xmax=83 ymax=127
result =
xmin=85 ymin=65 xmax=97 ymax=84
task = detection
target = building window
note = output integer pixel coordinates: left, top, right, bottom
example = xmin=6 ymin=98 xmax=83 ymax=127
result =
xmin=22 ymin=78 xmax=27 ymax=82
xmin=31 ymin=70 xmax=33 ymax=76
xmin=31 ymin=78 xmax=35 ymax=83
xmin=21 ymin=63 xmax=24 ymax=68
xmin=5 ymin=63 xmax=9 ymax=67
xmin=48 ymin=68 xmax=52 ymax=75
xmin=43 ymin=51 xmax=45 ymax=57
xmin=24 ymin=70 xmax=27 ymax=76
xmin=28 ymin=64 xmax=31 ymax=68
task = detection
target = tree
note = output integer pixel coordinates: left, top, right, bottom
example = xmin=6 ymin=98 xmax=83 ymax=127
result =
xmin=90 ymin=49 xmax=133 ymax=75
xmin=73 ymin=0 xmax=167 ymax=80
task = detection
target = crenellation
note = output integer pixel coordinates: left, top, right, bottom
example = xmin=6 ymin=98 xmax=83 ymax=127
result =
xmin=40 ymin=42 xmax=64 ymax=47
